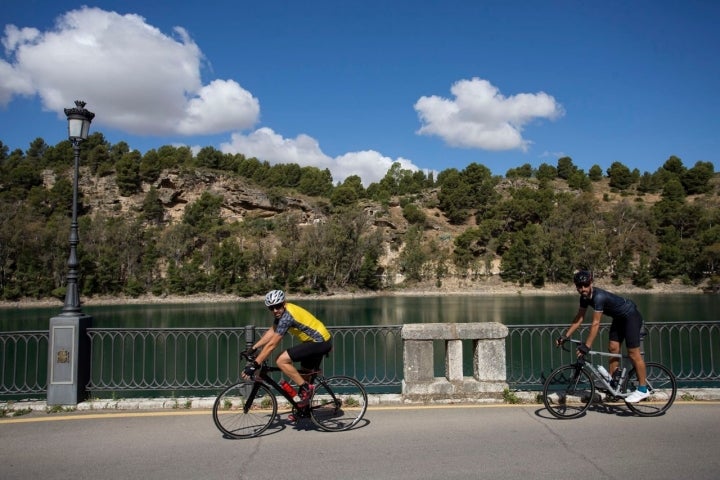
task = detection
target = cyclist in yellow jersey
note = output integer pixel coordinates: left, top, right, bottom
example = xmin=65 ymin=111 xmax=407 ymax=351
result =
xmin=241 ymin=290 xmax=332 ymax=407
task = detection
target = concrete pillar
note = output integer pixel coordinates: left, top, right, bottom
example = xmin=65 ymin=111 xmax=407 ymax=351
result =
xmin=47 ymin=314 xmax=92 ymax=405
xmin=401 ymin=323 xmax=508 ymax=404
xmin=446 ymin=339 xmax=463 ymax=382
xmin=403 ymin=340 xmax=434 ymax=382
xmin=474 ymin=337 xmax=506 ymax=382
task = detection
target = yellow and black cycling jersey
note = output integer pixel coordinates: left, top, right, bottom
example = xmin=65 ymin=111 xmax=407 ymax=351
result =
xmin=274 ymin=302 xmax=331 ymax=342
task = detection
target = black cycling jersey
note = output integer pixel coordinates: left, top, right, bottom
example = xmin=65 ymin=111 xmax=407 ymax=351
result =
xmin=579 ymin=287 xmax=637 ymax=319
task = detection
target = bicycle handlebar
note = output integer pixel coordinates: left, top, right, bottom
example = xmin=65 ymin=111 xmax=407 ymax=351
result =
xmin=241 ymin=351 xmax=267 ymax=366
xmin=557 ymin=338 xmax=623 ymax=359
xmin=556 ymin=337 xmax=580 ymax=352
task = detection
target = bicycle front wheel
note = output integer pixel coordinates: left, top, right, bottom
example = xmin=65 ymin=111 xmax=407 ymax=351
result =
xmin=310 ymin=375 xmax=367 ymax=432
xmin=625 ymin=362 xmax=677 ymax=417
xmin=542 ymin=364 xmax=595 ymax=419
xmin=212 ymin=381 xmax=277 ymax=438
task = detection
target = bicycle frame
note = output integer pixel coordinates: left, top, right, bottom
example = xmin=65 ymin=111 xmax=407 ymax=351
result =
xmin=572 ymin=348 xmax=630 ymax=399
xmin=247 ymin=363 xmax=315 ymax=411
xmin=213 ymin=356 xmax=368 ymax=437
xmin=544 ymin=338 xmax=677 ymax=419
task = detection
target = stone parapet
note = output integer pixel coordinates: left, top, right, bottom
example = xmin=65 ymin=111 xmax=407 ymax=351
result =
xmin=401 ymin=323 xmax=509 ymax=403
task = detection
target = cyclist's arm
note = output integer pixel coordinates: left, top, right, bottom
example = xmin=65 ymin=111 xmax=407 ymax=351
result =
xmin=563 ymin=307 xmax=587 ymax=340
xmin=583 ymin=310 xmax=603 ymax=349
xmin=253 ymin=329 xmax=283 ymax=364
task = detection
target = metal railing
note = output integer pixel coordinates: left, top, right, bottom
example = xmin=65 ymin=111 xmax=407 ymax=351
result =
xmin=2 ymin=322 xmax=718 ymax=398
xmin=0 ymin=330 xmax=48 ymax=395
xmin=85 ymin=325 xmax=403 ymax=394
xmin=506 ymin=322 xmax=720 ymax=389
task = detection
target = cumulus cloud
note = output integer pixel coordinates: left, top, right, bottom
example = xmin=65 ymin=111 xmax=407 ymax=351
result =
xmin=415 ymin=78 xmax=563 ymax=152
xmin=0 ymin=7 xmax=258 ymax=135
xmin=5 ymin=11 xmax=555 ymax=187
xmin=220 ymin=127 xmax=417 ymax=186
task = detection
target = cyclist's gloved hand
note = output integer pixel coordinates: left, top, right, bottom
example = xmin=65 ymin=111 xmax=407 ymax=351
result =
xmin=243 ymin=347 xmax=258 ymax=360
xmin=555 ymin=335 xmax=568 ymax=347
xmin=576 ymin=343 xmax=590 ymax=355
xmin=243 ymin=360 xmax=259 ymax=379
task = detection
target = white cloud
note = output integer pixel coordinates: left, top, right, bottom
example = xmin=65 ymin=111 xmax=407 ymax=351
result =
xmin=539 ymin=150 xmax=566 ymax=159
xmin=334 ymin=150 xmax=419 ymax=186
xmin=221 ymin=127 xmax=333 ymax=168
xmin=414 ymin=77 xmax=563 ymax=152
xmin=1 ymin=7 xmax=421 ymax=187
xmin=220 ymin=127 xmax=418 ymax=186
xmin=0 ymin=7 xmax=258 ymax=135
xmin=177 ymin=80 xmax=259 ymax=135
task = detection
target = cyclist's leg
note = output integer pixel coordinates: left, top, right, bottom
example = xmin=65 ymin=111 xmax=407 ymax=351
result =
xmin=608 ymin=319 xmax=622 ymax=375
xmin=281 ymin=341 xmax=331 ymax=387
xmin=625 ymin=311 xmax=646 ymax=385
xmin=276 ymin=350 xmax=304 ymax=385
xmin=299 ymin=343 xmax=330 ymax=373
xmin=288 ymin=342 xmax=331 ymax=407
xmin=627 ymin=347 xmax=646 ymax=384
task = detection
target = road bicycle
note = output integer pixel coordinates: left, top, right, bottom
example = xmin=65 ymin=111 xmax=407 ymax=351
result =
xmin=212 ymin=353 xmax=368 ymax=438
xmin=543 ymin=338 xmax=677 ymax=419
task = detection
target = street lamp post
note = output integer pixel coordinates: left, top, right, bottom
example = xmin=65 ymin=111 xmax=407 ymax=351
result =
xmin=48 ymin=100 xmax=95 ymax=406
xmin=61 ymin=100 xmax=95 ymax=315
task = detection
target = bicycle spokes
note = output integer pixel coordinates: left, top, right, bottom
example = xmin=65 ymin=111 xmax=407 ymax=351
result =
xmin=543 ymin=364 xmax=595 ymax=419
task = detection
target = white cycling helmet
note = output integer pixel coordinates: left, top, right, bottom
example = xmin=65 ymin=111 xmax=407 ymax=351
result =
xmin=264 ymin=289 xmax=286 ymax=307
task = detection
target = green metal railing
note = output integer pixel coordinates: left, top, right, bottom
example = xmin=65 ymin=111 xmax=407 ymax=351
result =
xmin=2 ymin=322 xmax=718 ymax=399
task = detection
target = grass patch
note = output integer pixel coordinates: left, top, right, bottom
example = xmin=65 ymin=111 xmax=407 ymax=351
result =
xmin=502 ymin=388 xmax=520 ymax=404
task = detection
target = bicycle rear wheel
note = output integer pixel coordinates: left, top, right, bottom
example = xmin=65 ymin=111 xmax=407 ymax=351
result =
xmin=212 ymin=381 xmax=277 ymax=438
xmin=624 ymin=362 xmax=677 ymax=417
xmin=310 ymin=375 xmax=367 ymax=432
xmin=543 ymin=364 xmax=595 ymax=419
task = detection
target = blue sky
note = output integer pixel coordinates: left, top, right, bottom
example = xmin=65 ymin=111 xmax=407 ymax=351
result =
xmin=1 ymin=1 xmax=718 ymax=185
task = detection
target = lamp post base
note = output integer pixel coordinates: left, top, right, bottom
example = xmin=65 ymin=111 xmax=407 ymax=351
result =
xmin=47 ymin=314 xmax=93 ymax=406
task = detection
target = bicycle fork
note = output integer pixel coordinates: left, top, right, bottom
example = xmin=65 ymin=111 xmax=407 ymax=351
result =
xmin=243 ymin=382 xmax=263 ymax=414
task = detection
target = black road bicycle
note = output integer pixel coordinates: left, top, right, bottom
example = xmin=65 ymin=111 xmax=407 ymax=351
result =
xmin=212 ymin=354 xmax=367 ymax=438
xmin=543 ymin=338 xmax=677 ymax=419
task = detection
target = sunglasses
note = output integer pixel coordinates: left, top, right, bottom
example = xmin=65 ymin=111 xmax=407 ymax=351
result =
xmin=267 ymin=304 xmax=285 ymax=311
xmin=575 ymin=282 xmax=591 ymax=288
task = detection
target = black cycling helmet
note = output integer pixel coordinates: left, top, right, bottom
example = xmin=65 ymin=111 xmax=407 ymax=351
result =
xmin=573 ymin=270 xmax=593 ymax=286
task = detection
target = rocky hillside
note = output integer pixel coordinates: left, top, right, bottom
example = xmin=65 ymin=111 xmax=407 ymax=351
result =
xmin=25 ymin=163 xmax=718 ymax=299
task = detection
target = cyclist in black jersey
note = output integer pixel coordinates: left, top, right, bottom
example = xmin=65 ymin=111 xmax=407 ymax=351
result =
xmin=241 ymin=290 xmax=332 ymax=408
xmin=556 ymin=270 xmax=649 ymax=403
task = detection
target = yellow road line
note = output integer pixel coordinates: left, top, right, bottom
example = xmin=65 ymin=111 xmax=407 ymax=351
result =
xmin=0 ymin=410 xmax=211 ymax=424
xmin=2 ymin=401 xmax=719 ymax=424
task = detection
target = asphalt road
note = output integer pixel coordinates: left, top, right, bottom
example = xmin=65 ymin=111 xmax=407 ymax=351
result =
xmin=1 ymin=403 xmax=719 ymax=479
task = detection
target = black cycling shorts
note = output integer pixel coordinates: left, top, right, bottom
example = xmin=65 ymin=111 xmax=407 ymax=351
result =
xmin=287 ymin=340 xmax=332 ymax=371
xmin=608 ymin=308 xmax=644 ymax=349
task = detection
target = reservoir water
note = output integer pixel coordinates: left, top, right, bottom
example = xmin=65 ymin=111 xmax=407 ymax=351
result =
xmin=2 ymin=293 xmax=718 ymax=331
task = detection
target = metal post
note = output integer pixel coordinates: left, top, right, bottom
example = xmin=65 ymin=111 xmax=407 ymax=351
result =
xmin=244 ymin=325 xmax=255 ymax=350
xmin=47 ymin=101 xmax=95 ymax=406
xmin=62 ymin=139 xmax=82 ymax=314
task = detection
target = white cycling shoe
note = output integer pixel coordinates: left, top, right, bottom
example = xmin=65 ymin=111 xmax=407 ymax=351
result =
xmin=625 ymin=389 xmax=650 ymax=403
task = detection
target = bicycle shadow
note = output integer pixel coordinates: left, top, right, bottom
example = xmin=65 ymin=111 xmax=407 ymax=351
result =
xmin=289 ymin=416 xmax=371 ymax=433
xmin=534 ymin=401 xmax=657 ymax=420
xmin=220 ymin=412 xmax=370 ymax=439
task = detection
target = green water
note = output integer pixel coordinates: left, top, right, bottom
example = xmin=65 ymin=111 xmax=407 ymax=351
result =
xmin=2 ymin=293 xmax=718 ymax=331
